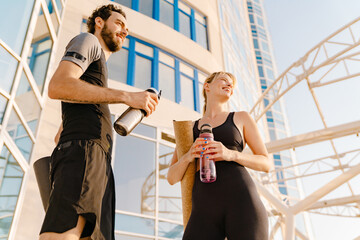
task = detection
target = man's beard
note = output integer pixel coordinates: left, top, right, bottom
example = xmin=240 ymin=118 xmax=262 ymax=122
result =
xmin=101 ymin=24 xmax=121 ymax=52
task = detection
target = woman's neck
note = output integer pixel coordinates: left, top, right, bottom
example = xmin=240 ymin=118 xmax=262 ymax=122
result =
xmin=203 ymin=100 xmax=228 ymax=119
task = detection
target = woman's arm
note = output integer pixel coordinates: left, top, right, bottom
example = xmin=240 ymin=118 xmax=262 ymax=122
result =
xmin=167 ymin=138 xmax=206 ymax=185
xmin=54 ymin=124 xmax=63 ymax=145
xmin=204 ymin=111 xmax=273 ymax=173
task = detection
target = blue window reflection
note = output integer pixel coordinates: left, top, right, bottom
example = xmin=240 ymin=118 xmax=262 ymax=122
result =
xmin=114 ymin=0 xmax=132 ymax=8
xmin=160 ymin=0 xmax=174 ymax=28
xmin=6 ymin=108 xmax=34 ymax=162
xmin=0 ymin=0 xmax=34 ymax=54
xmin=15 ymin=71 xmax=41 ymax=136
xmin=44 ymin=0 xmax=54 ymax=14
xmin=108 ymin=48 xmax=129 ymax=84
xmin=195 ymin=21 xmax=207 ymax=49
xmin=114 ymin=135 xmax=156 ymax=215
xmin=131 ymin=123 xmax=156 ymax=138
xmin=0 ymin=145 xmax=24 ymax=238
xmin=135 ymin=55 xmax=152 ymax=90
xmin=112 ymin=0 xmax=208 ymax=49
xmin=159 ymin=63 xmax=176 ymax=101
xmin=158 ymin=144 xmax=182 ymax=222
xmin=28 ymin=36 xmax=53 ymax=93
xmin=54 ymin=0 xmax=63 ymax=15
xmin=0 ymin=46 xmax=19 ymax=94
xmin=0 ymin=96 xmax=8 ymax=124
xmin=180 ymin=75 xmax=194 ymax=109
xmin=106 ymin=35 xmax=204 ymax=112
xmin=179 ymin=11 xmax=191 ymax=38
xmin=139 ymin=0 xmax=153 ymax=18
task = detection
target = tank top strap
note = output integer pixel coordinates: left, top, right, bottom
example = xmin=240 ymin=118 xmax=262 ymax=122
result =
xmin=193 ymin=119 xmax=201 ymax=142
xmin=226 ymin=112 xmax=235 ymax=124
xmin=194 ymin=119 xmax=200 ymax=130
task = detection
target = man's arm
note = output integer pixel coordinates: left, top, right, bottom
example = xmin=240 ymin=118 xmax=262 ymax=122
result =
xmin=48 ymin=61 xmax=158 ymax=115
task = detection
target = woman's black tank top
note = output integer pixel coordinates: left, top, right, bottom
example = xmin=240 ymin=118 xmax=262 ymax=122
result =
xmin=193 ymin=112 xmax=244 ymax=153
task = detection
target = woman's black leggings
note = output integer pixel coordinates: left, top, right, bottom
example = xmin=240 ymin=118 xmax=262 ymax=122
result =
xmin=183 ymin=162 xmax=268 ymax=240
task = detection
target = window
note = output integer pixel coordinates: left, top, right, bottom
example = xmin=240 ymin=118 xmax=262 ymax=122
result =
xmin=0 ymin=146 xmax=24 ymax=238
xmin=195 ymin=12 xmax=208 ymax=49
xmin=15 ymin=71 xmax=41 ymax=136
xmin=258 ymin=66 xmax=264 ymax=77
xmin=6 ymin=108 xmax=34 ymax=162
xmin=0 ymin=96 xmax=7 ymax=124
xmin=134 ymin=42 xmax=153 ymax=89
xmin=266 ymin=68 xmax=274 ymax=80
xmin=106 ymin=36 xmax=205 ymax=112
xmin=114 ymin=0 xmax=132 ymax=8
xmin=257 ymin=16 xmax=264 ymax=27
xmin=139 ymin=0 xmax=153 ymax=18
xmin=27 ymin=7 xmax=54 ymax=93
xmin=0 ymin=0 xmax=34 ymax=54
xmin=249 ymin=14 xmax=254 ymax=23
xmin=177 ymin=1 xmax=192 ymax=38
xmin=197 ymin=72 xmax=207 ymax=113
xmin=113 ymin=0 xmax=209 ymax=49
xmin=0 ymin=46 xmax=18 ymax=93
xmin=160 ymin=0 xmax=174 ymax=28
xmin=253 ymin=39 xmax=259 ymax=49
xmin=114 ymin=135 xmax=156 ymax=215
xmin=159 ymin=52 xmax=176 ymax=101
xmin=108 ymin=39 xmax=129 ymax=84
xmin=112 ymin=123 xmax=183 ymax=238
xmin=261 ymin=41 xmax=269 ymax=52
xmin=180 ymin=75 xmax=194 ymax=109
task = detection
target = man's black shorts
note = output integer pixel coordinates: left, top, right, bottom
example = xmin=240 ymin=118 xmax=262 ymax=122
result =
xmin=40 ymin=140 xmax=115 ymax=240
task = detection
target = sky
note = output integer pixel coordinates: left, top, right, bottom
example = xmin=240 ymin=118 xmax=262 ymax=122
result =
xmin=263 ymin=0 xmax=360 ymax=239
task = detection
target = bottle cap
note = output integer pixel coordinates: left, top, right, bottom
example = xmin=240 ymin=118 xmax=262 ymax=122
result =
xmin=146 ymin=88 xmax=161 ymax=100
xmin=200 ymin=123 xmax=212 ymax=133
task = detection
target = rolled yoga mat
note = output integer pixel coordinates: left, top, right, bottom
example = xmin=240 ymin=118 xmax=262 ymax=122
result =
xmin=33 ymin=156 xmax=51 ymax=211
xmin=173 ymin=120 xmax=195 ymax=229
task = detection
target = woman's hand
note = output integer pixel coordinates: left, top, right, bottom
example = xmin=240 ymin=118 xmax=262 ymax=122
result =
xmin=181 ymin=138 xmax=208 ymax=163
xmin=202 ymin=140 xmax=233 ymax=162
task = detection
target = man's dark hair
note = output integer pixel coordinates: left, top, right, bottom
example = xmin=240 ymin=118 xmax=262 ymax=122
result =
xmin=87 ymin=4 xmax=126 ymax=34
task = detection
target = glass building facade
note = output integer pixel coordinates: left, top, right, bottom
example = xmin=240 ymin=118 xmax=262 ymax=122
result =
xmin=0 ymin=0 xmax=63 ymax=238
xmin=246 ymin=0 xmax=312 ymax=237
xmin=0 ymin=0 xmax=312 ymax=239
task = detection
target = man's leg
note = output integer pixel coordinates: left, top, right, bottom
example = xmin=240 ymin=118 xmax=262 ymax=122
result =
xmin=39 ymin=216 xmax=88 ymax=240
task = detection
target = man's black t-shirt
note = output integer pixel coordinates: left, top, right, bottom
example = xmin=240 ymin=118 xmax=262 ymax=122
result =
xmin=58 ymin=33 xmax=113 ymax=153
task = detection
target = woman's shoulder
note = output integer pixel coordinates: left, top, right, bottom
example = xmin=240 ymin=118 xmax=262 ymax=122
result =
xmin=234 ymin=111 xmax=251 ymax=118
xmin=233 ymin=111 xmax=255 ymax=125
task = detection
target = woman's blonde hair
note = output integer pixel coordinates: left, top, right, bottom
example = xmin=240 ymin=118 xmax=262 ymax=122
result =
xmin=202 ymin=71 xmax=236 ymax=114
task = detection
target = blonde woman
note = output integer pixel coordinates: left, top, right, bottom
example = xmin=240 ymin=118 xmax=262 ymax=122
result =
xmin=167 ymin=72 xmax=272 ymax=239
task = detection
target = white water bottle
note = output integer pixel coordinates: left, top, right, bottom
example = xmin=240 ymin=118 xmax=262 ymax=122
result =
xmin=113 ymin=88 xmax=161 ymax=136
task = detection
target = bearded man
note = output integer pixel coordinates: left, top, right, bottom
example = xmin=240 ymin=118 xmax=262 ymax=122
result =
xmin=39 ymin=4 xmax=159 ymax=240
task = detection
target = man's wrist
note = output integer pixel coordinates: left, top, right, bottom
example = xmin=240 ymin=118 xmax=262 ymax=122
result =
xmin=119 ymin=90 xmax=130 ymax=105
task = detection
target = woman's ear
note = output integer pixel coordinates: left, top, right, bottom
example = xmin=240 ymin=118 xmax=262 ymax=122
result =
xmin=203 ymin=82 xmax=210 ymax=92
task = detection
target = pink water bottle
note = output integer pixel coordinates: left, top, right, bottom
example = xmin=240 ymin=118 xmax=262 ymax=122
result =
xmin=199 ymin=124 xmax=216 ymax=183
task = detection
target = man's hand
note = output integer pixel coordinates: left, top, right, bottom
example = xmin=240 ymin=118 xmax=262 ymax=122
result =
xmin=125 ymin=91 xmax=159 ymax=116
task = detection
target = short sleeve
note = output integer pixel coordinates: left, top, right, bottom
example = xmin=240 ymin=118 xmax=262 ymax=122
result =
xmin=61 ymin=33 xmax=102 ymax=72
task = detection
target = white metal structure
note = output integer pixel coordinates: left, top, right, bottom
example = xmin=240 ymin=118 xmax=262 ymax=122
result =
xmin=250 ymin=16 xmax=360 ymax=239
